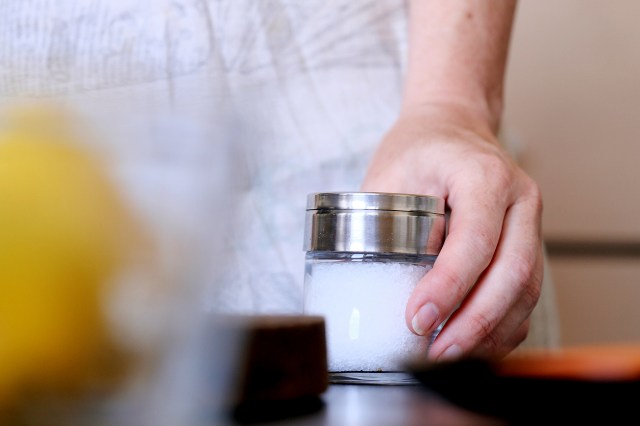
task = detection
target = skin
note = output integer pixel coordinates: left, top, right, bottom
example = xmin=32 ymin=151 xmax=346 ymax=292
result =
xmin=361 ymin=0 xmax=543 ymax=361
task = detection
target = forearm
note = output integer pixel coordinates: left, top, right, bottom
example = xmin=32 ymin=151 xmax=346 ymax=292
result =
xmin=402 ymin=0 xmax=517 ymax=133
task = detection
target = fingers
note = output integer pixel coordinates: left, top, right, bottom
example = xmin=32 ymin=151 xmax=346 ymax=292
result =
xmin=434 ymin=318 xmax=531 ymax=362
xmin=426 ymin=182 xmax=543 ymax=360
xmin=405 ymin=170 xmax=510 ymax=337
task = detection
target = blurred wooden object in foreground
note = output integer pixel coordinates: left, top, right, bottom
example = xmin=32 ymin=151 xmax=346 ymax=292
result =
xmin=209 ymin=314 xmax=328 ymax=424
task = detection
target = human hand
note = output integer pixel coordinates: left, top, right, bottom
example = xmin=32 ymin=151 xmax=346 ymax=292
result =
xmin=361 ymin=102 xmax=543 ymax=361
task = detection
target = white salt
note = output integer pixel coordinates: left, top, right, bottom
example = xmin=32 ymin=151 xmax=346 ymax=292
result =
xmin=304 ymin=261 xmax=432 ymax=372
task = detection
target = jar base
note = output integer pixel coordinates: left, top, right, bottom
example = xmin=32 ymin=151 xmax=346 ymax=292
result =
xmin=328 ymin=371 xmax=418 ymax=386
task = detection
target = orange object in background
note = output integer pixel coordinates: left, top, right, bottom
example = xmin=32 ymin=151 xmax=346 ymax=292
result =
xmin=0 ymin=104 xmax=143 ymax=414
xmin=497 ymin=343 xmax=640 ymax=381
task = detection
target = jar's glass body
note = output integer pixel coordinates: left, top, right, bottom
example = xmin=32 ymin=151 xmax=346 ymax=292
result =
xmin=303 ymin=251 xmax=439 ymax=380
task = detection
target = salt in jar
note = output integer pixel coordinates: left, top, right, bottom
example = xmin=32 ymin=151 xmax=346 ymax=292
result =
xmin=303 ymin=192 xmax=446 ymax=384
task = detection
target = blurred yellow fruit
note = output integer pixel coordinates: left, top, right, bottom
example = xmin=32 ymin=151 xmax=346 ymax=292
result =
xmin=0 ymin=105 xmax=138 ymax=410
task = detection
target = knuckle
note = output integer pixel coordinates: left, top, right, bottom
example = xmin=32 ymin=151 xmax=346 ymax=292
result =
xmin=513 ymin=320 xmax=531 ymax=346
xmin=508 ymin=253 xmax=543 ymax=310
xmin=493 ymin=321 xmax=531 ymax=358
xmin=508 ymin=252 xmax=536 ymax=287
xmin=476 ymin=319 xmax=531 ymax=359
xmin=435 ymin=267 xmax=469 ymax=302
xmin=469 ymin=228 xmax=499 ymax=260
xmin=522 ymin=174 xmax=544 ymax=214
xmin=466 ymin=151 xmax=511 ymax=185
xmin=467 ymin=311 xmax=499 ymax=349
xmin=523 ymin=276 xmax=543 ymax=310
xmin=492 ymin=164 xmax=513 ymax=191
xmin=481 ymin=154 xmax=513 ymax=189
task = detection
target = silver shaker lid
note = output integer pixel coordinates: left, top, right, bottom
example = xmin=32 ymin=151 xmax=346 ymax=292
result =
xmin=303 ymin=192 xmax=446 ymax=255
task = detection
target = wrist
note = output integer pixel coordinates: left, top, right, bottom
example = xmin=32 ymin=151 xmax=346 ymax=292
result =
xmin=398 ymin=96 xmax=501 ymax=138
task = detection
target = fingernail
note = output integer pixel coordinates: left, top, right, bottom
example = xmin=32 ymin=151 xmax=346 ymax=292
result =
xmin=438 ymin=344 xmax=462 ymax=361
xmin=411 ymin=303 xmax=439 ymax=336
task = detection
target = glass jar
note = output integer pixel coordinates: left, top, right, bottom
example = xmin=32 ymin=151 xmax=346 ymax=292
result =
xmin=302 ymin=192 xmax=446 ymax=384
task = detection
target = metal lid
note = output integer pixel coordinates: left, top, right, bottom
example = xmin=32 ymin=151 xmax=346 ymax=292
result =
xmin=306 ymin=192 xmax=445 ymax=214
xmin=304 ymin=192 xmax=446 ymax=255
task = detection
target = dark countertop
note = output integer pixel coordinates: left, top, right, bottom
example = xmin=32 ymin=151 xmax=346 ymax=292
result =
xmin=229 ymin=384 xmax=507 ymax=426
